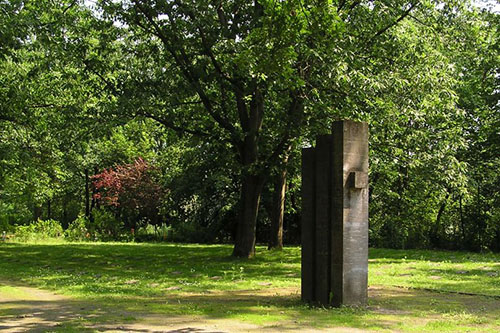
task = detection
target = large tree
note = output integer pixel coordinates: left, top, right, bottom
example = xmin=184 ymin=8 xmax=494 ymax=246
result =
xmin=0 ymin=0 xmax=129 ymax=226
xmin=95 ymin=0 xmax=453 ymax=257
xmin=4 ymin=0 xmax=490 ymax=255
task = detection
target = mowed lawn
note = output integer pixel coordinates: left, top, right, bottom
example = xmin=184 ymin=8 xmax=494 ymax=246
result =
xmin=0 ymin=242 xmax=499 ymax=332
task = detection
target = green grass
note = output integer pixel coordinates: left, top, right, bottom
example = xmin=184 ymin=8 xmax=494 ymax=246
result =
xmin=369 ymin=248 xmax=500 ymax=296
xmin=0 ymin=242 xmax=498 ymax=332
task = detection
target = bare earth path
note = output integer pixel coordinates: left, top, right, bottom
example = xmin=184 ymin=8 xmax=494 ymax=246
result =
xmin=1 ymin=281 xmax=256 ymax=333
xmin=1 ymin=280 xmax=499 ymax=332
xmin=0 ymin=281 xmax=357 ymax=333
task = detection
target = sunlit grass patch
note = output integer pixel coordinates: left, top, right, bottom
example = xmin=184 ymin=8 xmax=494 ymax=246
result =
xmin=0 ymin=242 xmax=498 ymax=331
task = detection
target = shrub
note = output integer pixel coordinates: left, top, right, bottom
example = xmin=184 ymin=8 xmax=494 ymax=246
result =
xmin=0 ymin=216 xmax=14 ymax=234
xmin=91 ymin=208 xmax=123 ymax=240
xmin=64 ymin=216 xmax=89 ymax=241
xmin=13 ymin=219 xmax=63 ymax=242
xmin=135 ymin=223 xmax=171 ymax=242
xmin=92 ymin=158 xmax=166 ymax=230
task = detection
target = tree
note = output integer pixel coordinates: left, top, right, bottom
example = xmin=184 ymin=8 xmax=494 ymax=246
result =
xmin=92 ymin=158 xmax=166 ymax=228
xmin=367 ymin=3 xmax=500 ymax=251
xmin=442 ymin=6 xmax=499 ymax=251
xmin=0 ymin=0 xmax=154 ymax=228
xmin=95 ymin=0 xmax=456 ymax=257
xmin=3 ymin=0 xmax=495 ymax=254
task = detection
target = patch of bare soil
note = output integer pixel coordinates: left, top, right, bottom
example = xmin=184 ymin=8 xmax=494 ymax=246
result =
xmin=0 ymin=282 xmax=350 ymax=332
xmin=0 ymin=282 xmax=82 ymax=332
xmin=2 ymin=281 xmax=498 ymax=332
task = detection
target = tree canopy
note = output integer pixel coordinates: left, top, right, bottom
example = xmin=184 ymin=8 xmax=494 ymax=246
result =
xmin=0 ymin=0 xmax=498 ymax=253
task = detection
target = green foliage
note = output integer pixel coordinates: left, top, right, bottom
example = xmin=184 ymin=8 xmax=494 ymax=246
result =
xmin=64 ymin=216 xmax=89 ymax=242
xmin=91 ymin=209 xmax=123 ymax=241
xmin=13 ymin=219 xmax=63 ymax=242
xmin=134 ymin=223 xmax=171 ymax=242
xmin=0 ymin=213 xmax=14 ymax=234
xmin=164 ymin=140 xmax=239 ymax=243
xmin=365 ymin=5 xmax=500 ymax=252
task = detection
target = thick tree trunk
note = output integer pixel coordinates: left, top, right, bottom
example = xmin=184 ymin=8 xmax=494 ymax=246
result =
xmin=233 ymin=174 xmax=264 ymax=258
xmin=85 ymin=168 xmax=90 ymax=218
xmin=232 ymin=89 xmax=264 ymax=258
xmin=268 ymin=167 xmax=287 ymax=250
xmin=33 ymin=205 xmax=42 ymax=222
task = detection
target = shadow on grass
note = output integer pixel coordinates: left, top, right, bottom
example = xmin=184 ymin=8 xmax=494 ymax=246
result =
xmin=0 ymin=292 xmax=373 ymax=331
xmin=2 ymin=285 xmax=499 ymax=332
xmin=0 ymin=297 xmax=227 ymax=332
xmin=0 ymin=298 xmax=96 ymax=332
xmin=0 ymin=243 xmax=499 ymax=331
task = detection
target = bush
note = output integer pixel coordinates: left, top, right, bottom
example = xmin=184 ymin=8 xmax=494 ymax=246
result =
xmin=91 ymin=209 xmax=123 ymax=241
xmin=64 ymin=216 xmax=89 ymax=241
xmin=13 ymin=219 xmax=63 ymax=242
xmin=0 ymin=216 xmax=14 ymax=234
xmin=169 ymin=220 xmax=223 ymax=243
xmin=135 ymin=223 xmax=171 ymax=242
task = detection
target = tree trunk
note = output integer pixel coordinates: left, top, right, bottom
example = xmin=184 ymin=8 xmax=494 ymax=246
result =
xmin=62 ymin=196 xmax=68 ymax=228
xmin=233 ymin=173 xmax=264 ymax=258
xmin=232 ymin=89 xmax=264 ymax=258
xmin=459 ymin=195 xmax=466 ymax=242
xmin=47 ymin=200 xmax=51 ymax=220
xmin=268 ymin=167 xmax=287 ymax=250
xmin=90 ymin=166 xmax=100 ymax=217
xmin=435 ymin=194 xmax=449 ymax=226
xmin=85 ymin=168 xmax=90 ymax=218
xmin=33 ymin=205 xmax=42 ymax=222
xmin=431 ymin=192 xmax=449 ymax=247
xmin=477 ymin=182 xmax=482 ymax=250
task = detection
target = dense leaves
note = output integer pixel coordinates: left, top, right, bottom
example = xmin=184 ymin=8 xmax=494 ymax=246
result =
xmin=92 ymin=158 xmax=166 ymax=227
xmin=0 ymin=0 xmax=498 ymax=252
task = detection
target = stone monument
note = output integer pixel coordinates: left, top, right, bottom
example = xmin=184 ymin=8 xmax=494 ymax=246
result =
xmin=301 ymin=120 xmax=368 ymax=307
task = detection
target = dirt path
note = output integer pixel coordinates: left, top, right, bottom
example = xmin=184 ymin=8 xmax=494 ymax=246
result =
xmin=1 ymin=281 xmax=354 ymax=333
xmin=3 ymin=280 xmax=498 ymax=332
xmin=0 ymin=282 xmax=79 ymax=332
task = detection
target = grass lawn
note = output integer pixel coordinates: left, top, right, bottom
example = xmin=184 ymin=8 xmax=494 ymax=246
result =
xmin=0 ymin=242 xmax=499 ymax=332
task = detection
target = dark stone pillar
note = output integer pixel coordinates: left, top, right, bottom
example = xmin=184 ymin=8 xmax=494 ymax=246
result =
xmin=301 ymin=120 xmax=368 ymax=307
xmin=314 ymin=135 xmax=332 ymax=305
xmin=301 ymin=148 xmax=315 ymax=302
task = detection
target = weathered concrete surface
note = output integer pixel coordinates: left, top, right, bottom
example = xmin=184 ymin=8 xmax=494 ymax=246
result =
xmin=332 ymin=120 xmax=369 ymax=307
xmin=301 ymin=120 xmax=368 ymax=307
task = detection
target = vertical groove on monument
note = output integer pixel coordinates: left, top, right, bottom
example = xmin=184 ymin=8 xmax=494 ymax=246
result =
xmin=331 ymin=125 xmax=344 ymax=306
xmin=314 ymin=135 xmax=332 ymax=305
xmin=301 ymin=148 xmax=316 ymax=302
xmin=301 ymin=120 xmax=368 ymax=307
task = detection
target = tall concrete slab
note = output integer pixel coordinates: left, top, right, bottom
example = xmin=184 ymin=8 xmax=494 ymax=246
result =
xmin=332 ymin=120 xmax=369 ymax=307
xmin=301 ymin=120 xmax=368 ymax=307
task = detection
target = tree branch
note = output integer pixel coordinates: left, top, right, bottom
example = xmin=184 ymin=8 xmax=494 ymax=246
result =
xmin=265 ymin=90 xmax=304 ymax=171
xmin=135 ymin=110 xmax=210 ymax=137
xmin=132 ymin=0 xmax=240 ymax=142
xmin=371 ymin=2 xmax=417 ymax=40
